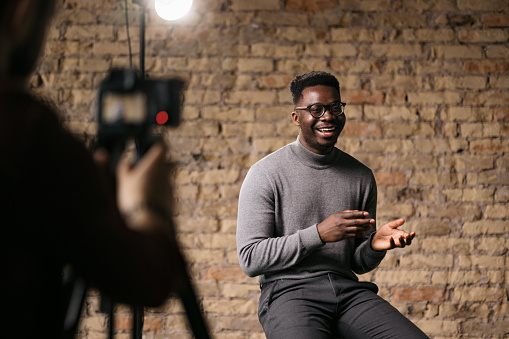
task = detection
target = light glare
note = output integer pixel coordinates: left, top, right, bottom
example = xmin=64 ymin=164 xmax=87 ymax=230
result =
xmin=154 ymin=0 xmax=193 ymax=21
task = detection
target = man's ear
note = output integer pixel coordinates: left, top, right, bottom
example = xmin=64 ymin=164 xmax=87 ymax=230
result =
xmin=291 ymin=111 xmax=300 ymax=126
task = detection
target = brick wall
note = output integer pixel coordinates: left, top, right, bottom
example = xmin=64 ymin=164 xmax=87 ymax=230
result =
xmin=31 ymin=0 xmax=508 ymax=338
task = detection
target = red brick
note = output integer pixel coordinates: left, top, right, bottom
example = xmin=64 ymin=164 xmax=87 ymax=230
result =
xmin=218 ymin=315 xmax=262 ymax=332
xmin=494 ymin=107 xmax=509 ymax=120
xmin=374 ymin=13 xmax=427 ymax=27
xmin=458 ymin=0 xmax=509 ymax=11
xmin=371 ymin=43 xmax=423 ymax=58
xmin=114 ymin=316 xmax=132 ymax=331
xmin=315 ymin=30 xmax=328 ymax=40
xmin=470 ymin=139 xmax=507 ymax=153
xmin=330 ymin=59 xmax=383 ymax=73
xmin=66 ymin=0 xmax=117 ymax=8
xmin=464 ymin=91 xmax=509 ymax=106
xmin=403 ymin=0 xmax=456 ymax=11
xmin=386 ymin=91 xmax=407 ymax=105
xmin=143 ymin=317 xmax=163 ymax=331
xmin=257 ymin=75 xmax=294 ymax=89
xmin=342 ymin=121 xmax=383 ymax=136
xmin=285 ymin=0 xmax=337 ymax=11
xmin=461 ymin=319 xmax=509 ymax=336
xmin=433 ymin=45 xmax=483 ymax=59
xmin=342 ymin=90 xmax=384 ymax=104
xmin=463 ymin=60 xmax=509 ymax=74
xmin=113 ymin=315 xmax=163 ymax=332
xmin=231 ymin=0 xmax=279 ymax=10
xmin=482 ymin=14 xmax=509 ymax=27
xmin=194 ymin=0 xmax=224 ymax=11
xmin=332 ymin=28 xmax=385 ymax=42
xmin=202 ymin=266 xmax=247 ymax=281
xmin=374 ymin=171 xmax=408 ymax=185
xmin=394 ymin=286 xmax=446 ymax=303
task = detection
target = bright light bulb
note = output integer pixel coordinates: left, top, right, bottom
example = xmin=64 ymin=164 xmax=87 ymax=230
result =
xmin=154 ymin=0 xmax=193 ymax=21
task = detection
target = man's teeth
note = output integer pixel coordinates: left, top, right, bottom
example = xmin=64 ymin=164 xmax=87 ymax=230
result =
xmin=318 ymin=127 xmax=335 ymax=132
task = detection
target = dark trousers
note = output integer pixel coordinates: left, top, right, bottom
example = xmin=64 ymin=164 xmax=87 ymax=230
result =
xmin=258 ymin=274 xmax=429 ymax=339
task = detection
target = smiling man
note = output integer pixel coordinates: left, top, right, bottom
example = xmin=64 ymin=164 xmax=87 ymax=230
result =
xmin=236 ymin=71 xmax=428 ymax=339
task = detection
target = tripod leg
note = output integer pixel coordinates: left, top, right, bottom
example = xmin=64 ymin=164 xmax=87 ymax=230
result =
xmin=108 ymin=307 xmax=114 ymax=339
xmin=133 ymin=306 xmax=144 ymax=339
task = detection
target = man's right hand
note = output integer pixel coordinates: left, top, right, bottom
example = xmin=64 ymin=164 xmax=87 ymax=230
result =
xmin=316 ymin=210 xmax=375 ymax=243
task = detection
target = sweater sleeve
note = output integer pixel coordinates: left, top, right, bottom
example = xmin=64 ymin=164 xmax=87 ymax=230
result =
xmin=351 ymin=173 xmax=386 ymax=274
xmin=236 ymin=164 xmax=324 ymax=278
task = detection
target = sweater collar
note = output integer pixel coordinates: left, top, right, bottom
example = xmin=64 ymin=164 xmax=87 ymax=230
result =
xmin=290 ymin=137 xmax=340 ymax=169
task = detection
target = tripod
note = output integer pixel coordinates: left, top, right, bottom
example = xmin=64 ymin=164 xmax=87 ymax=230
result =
xmin=63 ymin=2 xmax=211 ymax=337
xmin=126 ymin=3 xmax=212 ymax=336
xmin=62 ymin=135 xmax=211 ymax=339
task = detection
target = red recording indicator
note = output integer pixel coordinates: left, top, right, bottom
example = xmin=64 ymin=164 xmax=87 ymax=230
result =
xmin=156 ymin=111 xmax=169 ymax=125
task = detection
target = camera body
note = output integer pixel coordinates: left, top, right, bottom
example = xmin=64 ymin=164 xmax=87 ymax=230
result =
xmin=96 ymin=68 xmax=183 ymax=161
xmin=98 ymin=68 xmax=183 ymax=136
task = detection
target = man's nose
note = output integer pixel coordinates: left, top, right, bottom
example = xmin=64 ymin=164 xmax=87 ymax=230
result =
xmin=320 ymin=107 xmax=334 ymax=120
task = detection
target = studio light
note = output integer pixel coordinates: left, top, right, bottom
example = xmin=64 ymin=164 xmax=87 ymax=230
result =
xmin=154 ymin=0 xmax=193 ymax=21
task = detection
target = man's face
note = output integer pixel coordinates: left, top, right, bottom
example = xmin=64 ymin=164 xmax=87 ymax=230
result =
xmin=291 ymin=85 xmax=346 ymax=155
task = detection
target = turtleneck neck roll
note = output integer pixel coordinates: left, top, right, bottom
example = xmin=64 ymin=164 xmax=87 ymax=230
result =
xmin=289 ymin=137 xmax=341 ymax=169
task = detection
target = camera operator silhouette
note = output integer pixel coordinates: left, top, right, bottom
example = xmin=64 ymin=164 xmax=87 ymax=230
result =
xmin=1 ymin=1 xmax=185 ymax=337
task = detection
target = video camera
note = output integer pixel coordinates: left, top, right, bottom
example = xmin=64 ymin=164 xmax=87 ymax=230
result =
xmin=96 ymin=68 xmax=184 ymax=163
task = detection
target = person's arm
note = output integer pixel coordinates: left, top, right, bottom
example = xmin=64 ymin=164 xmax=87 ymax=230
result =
xmin=33 ymin=113 xmax=183 ymax=306
xmin=236 ymin=165 xmax=323 ymax=278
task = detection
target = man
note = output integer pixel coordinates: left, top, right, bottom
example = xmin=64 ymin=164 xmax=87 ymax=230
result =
xmin=237 ymin=71 xmax=428 ymax=339
xmin=1 ymin=0 xmax=183 ymax=337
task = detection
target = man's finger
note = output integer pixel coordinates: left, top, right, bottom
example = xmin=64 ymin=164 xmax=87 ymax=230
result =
xmin=384 ymin=218 xmax=405 ymax=229
xmin=341 ymin=210 xmax=369 ymax=218
xmin=404 ymin=234 xmax=414 ymax=246
xmin=348 ymin=219 xmax=374 ymax=227
xmin=347 ymin=225 xmax=372 ymax=237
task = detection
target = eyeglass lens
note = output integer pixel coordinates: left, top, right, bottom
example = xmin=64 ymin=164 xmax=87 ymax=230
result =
xmin=309 ymin=103 xmax=344 ymax=117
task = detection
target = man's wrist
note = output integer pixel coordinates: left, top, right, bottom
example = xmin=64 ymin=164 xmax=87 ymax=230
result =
xmin=369 ymin=232 xmax=386 ymax=252
xmin=316 ymin=224 xmax=326 ymax=244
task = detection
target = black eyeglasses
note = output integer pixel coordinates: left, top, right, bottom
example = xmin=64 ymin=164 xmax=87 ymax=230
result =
xmin=294 ymin=102 xmax=346 ymax=118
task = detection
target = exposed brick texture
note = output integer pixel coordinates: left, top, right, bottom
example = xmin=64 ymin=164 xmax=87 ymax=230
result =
xmin=29 ymin=0 xmax=508 ymax=338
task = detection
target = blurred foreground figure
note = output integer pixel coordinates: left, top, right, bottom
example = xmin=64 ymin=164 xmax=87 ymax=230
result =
xmin=1 ymin=0 xmax=183 ymax=337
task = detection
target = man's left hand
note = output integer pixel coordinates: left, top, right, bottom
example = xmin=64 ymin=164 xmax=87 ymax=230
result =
xmin=371 ymin=219 xmax=415 ymax=251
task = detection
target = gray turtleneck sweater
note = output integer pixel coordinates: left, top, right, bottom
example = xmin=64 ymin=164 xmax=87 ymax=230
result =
xmin=237 ymin=138 xmax=386 ymax=283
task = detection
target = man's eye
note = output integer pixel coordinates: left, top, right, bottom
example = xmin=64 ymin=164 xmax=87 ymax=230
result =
xmin=310 ymin=105 xmax=322 ymax=113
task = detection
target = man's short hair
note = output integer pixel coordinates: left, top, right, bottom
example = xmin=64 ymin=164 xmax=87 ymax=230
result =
xmin=289 ymin=71 xmax=340 ymax=105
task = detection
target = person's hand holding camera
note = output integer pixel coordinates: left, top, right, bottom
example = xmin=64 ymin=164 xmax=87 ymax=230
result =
xmin=115 ymin=142 xmax=173 ymax=233
xmin=95 ymin=143 xmax=186 ymax=294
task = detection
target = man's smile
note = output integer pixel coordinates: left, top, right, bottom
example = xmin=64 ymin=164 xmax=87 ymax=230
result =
xmin=316 ymin=125 xmax=337 ymax=137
